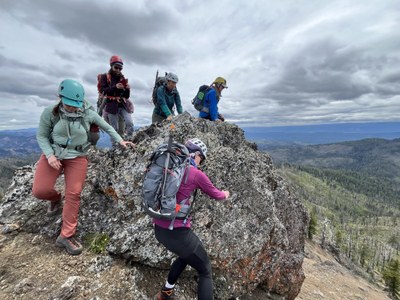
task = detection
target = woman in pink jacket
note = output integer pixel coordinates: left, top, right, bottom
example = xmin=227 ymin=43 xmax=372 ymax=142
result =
xmin=153 ymin=138 xmax=230 ymax=300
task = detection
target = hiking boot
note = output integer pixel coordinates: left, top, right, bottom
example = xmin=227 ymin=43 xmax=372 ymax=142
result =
xmin=55 ymin=235 xmax=83 ymax=255
xmin=154 ymin=288 xmax=181 ymax=300
xmin=47 ymin=199 xmax=62 ymax=216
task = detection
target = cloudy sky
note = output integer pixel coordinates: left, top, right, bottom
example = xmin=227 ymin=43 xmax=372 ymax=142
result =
xmin=1 ymin=0 xmax=399 ymax=130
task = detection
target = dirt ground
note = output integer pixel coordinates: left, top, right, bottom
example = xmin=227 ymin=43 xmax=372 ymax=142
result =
xmin=0 ymin=229 xmax=391 ymax=300
xmin=297 ymin=241 xmax=391 ymax=300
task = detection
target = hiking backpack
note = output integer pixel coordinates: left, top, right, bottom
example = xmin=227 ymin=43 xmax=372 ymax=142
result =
xmin=97 ymin=73 xmax=128 ymax=98
xmin=151 ymin=71 xmax=168 ymax=106
xmin=192 ymin=85 xmax=211 ymax=113
xmin=142 ymin=140 xmax=194 ymax=229
xmin=96 ymin=73 xmax=111 ymax=115
xmin=51 ymin=107 xmax=100 ymax=147
xmin=97 ymin=73 xmax=111 ymax=95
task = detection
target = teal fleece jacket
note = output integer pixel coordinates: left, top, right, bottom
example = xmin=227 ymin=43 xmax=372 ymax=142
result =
xmin=37 ymin=101 xmax=123 ymax=159
xmin=153 ymin=85 xmax=183 ymax=118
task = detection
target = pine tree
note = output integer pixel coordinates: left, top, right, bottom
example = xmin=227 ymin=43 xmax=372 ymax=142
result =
xmin=308 ymin=208 xmax=318 ymax=240
xmin=382 ymin=259 xmax=400 ymax=300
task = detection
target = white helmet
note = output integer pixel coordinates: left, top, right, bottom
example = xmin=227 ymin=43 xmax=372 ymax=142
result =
xmin=185 ymin=138 xmax=207 ymax=159
xmin=166 ymin=72 xmax=179 ymax=83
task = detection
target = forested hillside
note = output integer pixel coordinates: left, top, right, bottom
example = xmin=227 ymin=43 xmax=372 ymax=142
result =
xmin=267 ymin=138 xmax=400 ymax=209
xmin=268 ymin=138 xmax=400 ymax=179
xmin=266 ymin=139 xmax=400 ymax=298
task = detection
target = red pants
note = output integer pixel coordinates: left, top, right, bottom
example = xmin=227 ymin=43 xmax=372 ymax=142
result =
xmin=32 ymin=154 xmax=88 ymax=238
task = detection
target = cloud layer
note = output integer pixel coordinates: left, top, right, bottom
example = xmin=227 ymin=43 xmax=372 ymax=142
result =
xmin=1 ymin=0 xmax=399 ymax=129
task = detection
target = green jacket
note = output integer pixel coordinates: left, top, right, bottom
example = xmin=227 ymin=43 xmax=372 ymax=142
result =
xmin=153 ymin=85 xmax=183 ymax=118
xmin=37 ymin=101 xmax=123 ymax=159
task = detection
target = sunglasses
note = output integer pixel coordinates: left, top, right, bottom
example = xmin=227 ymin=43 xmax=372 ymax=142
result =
xmin=196 ymin=152 xmax=205 ymax=164
xmin=113 ymin=66 xmax=123 ymax=71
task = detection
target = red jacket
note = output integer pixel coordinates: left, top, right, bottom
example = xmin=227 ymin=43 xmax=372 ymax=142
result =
xmin=100 ymin=72 xmax=130 ymax=114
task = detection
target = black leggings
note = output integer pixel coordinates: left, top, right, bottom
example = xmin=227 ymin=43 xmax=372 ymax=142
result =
xmin=154 ymin=225 xmax=213 ymax=300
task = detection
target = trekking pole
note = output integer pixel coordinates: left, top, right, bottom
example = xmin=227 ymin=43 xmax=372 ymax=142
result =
xmin=155 ymin=70 xmax=159 ymax=85
xmin=150 ymin=70 xmax=159 ymax=105
xmin=160 ymin=123 xmax=176 ymax=199
xmin=183 ymin=189 xmax=197 ymax=225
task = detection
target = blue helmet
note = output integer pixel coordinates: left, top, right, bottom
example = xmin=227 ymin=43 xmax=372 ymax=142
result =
xmin=58 ymin=79 xmax=85 ymax=108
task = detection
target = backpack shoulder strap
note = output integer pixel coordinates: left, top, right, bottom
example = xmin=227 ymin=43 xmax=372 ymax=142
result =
xmin=79 ymin=115 xmax=90 ymax=133
xmin=98 ymin=73 xmax=111 ymax=85
xmin=106 ymin=73 xmax=111 ymax=85
xmin=78 ymin=112 xmax=93 ymax=150
xmin=48 ymin=111 xmax=60 ymax=144
xmin=50 ymin=113 xmax=60 ymax=127
xmin=97 ymin=73 xmax=110 ymax=95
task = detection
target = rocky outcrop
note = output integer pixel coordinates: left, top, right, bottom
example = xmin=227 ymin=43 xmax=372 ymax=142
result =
xmin=0 ymin=112 xmax=308 ymax=299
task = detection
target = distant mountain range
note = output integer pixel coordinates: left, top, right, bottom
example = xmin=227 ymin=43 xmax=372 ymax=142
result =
xmin=0 ymin=128 xmax=40 ymax=157
xmin=1 ymin=121 xmax=400 ymax=157
xmin=243 ymin=121 xmax=400 ymax=146
xmin=0 ymin=128 xmax=112 ymax=157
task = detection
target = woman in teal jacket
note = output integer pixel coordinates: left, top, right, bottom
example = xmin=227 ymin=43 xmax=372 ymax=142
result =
xmin=152 ymin=72 xmax=183 ymax=123
xmin=33 ymin=79 xmax=134 ymax=255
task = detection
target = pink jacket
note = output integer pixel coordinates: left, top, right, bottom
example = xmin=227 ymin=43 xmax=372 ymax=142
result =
xmin=153 ymin=165 xmax=226 ymax=229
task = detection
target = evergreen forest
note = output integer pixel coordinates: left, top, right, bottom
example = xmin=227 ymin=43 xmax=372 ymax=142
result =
xmin=267 ymin=138 xmax=400 ymax=298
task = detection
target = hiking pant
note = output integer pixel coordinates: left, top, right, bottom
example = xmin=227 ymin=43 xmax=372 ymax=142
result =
xmin=155 ymin=225 xmax=213 ymax=300
xmin=152 ymin=112 xmax=166 ymax=124
xmin=32 ymin=154 xmax=88 ymax=238
xmin=103 ymin=110 xmax=126 ymax=137
xmin=108 ymin=107 xmax=134 ymax=135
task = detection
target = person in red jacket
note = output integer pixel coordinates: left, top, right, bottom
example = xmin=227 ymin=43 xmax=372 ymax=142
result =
xmin=153 ymin=138 xmax=230 ymax=300
xmin=99 ymin=55 xmax=134 ymax=137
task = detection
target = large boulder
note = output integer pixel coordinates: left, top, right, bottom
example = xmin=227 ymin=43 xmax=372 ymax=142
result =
xmin=0 ymin=112 xmax=308 ymax=299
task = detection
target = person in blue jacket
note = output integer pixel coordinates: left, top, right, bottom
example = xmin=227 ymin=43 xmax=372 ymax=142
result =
xmin=199 ymin=77 xmax=228 ymax=122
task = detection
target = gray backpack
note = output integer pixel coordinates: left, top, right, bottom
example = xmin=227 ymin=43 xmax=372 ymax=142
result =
xmin=142 ymin=141 xmax=192 ymax=229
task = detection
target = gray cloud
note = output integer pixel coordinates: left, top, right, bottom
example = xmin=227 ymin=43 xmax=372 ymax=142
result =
xmin=5 ymin=0 xmax=180 ymax=66
xmin=1 ymin=0 xmax=400 ymax=130
xmin=258 ymin=35 xmax=400 ymax=109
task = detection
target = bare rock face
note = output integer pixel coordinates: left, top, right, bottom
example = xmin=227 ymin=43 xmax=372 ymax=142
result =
xmin=0 ymin=112 xmax=308 ymax=299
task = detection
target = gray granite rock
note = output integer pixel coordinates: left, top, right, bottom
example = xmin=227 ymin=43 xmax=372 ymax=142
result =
xmin=0 ymin=112 xmax=308 ymax=299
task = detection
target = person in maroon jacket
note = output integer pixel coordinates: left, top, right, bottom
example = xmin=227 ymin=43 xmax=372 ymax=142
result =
xmin=99 ymin=55 xmax=134 ymax=137
xmin=153 ymin=138 xmax=230 ymax=300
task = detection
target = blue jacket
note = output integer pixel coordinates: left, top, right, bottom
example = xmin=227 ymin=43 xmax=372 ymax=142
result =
xmin=199 ymin=87 xmax=219 ymax=121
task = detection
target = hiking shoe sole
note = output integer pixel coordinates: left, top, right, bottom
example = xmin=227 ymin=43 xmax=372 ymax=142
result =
xmin=153 ymin=290 xmax=182 ymax=300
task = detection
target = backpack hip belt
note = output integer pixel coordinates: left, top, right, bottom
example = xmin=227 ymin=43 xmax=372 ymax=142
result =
xmin=105 ymin=96 xmax=127 ymax=102
xmin=200 ymin=107 xmax=209 ymax=113
xmin=53 ymin=142 xmax=90 ymax=160
xmin=55 ymin=142 xmax=91 ymax=152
